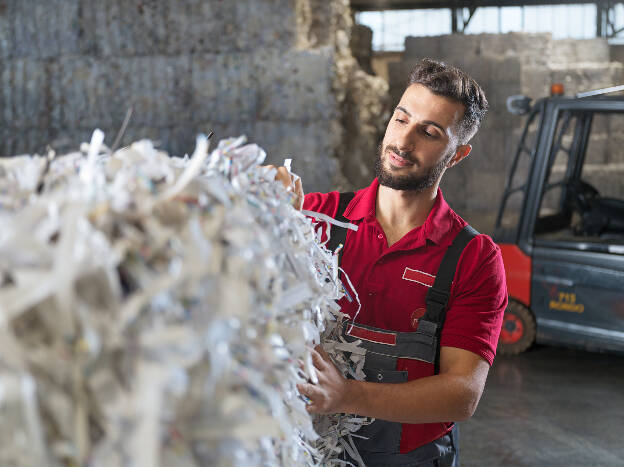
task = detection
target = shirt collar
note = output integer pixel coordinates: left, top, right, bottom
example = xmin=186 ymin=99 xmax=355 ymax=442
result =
xmin=344 ymin=178 xmax=379 ymax=221
xmin=343 ymin=178 xmax=455 ymax=246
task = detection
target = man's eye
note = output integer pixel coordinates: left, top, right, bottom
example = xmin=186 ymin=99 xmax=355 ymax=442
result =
xmin=395 ymin=118 xmax=406 ymax=124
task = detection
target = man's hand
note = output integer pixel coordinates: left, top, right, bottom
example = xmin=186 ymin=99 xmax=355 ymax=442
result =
xmin=297 ymin=346 xmax=351 ymax=414
xmin=295 ymin=346 xmax=490 ymax=423
xmin=264 ymin=164 xmax=304 ymax=210
xmin=324 ymin=346 xmax=490 ymax=424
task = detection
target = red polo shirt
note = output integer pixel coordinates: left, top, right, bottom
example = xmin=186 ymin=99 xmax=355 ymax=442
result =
xmin=304 ymin=178 xmax=507 ymax=453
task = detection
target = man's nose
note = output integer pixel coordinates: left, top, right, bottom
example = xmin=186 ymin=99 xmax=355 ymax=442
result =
xmin=395 ymin=125 xmax=418 ymax=152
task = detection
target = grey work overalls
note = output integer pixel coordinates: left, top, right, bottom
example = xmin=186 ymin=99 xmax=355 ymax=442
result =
xmin=326 ymin=192 xmax=477 ymax=467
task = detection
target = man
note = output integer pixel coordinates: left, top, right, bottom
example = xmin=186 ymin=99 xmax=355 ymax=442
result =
xmin=273 ymin=58 xmax=507 ymax=466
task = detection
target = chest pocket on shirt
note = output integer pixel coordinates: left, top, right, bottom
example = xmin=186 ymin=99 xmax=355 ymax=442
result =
xmin=370 ymin=267 xmax=431 ymax=331
xmin=398 ymin=268 xmax=436 ymax=330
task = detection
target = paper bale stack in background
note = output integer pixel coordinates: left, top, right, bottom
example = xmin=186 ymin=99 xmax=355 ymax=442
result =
xmin=0 ymin=0 xmax=389 ymax=195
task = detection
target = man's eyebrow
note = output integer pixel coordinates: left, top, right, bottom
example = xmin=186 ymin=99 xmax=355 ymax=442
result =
xmin=395 ymin=106 xmax=411 ymax=117
xmin=395 ymin=106 xmax=446 ymax=133
xmin=422 ymin=120 xmax=446 ymax=133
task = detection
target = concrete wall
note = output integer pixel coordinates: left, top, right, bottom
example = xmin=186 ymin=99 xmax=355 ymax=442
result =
xmin=0 ymin=0 xmax=388 ymax=194
xmin=387 ymin=33 xmax=624 ymax=232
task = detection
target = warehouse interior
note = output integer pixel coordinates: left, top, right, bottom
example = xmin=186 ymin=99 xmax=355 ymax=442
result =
xmin=1 ymin=1 xmax=624 ymax=466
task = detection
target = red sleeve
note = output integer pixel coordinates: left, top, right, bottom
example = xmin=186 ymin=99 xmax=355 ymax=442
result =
xmin=302 ymin=191 xmax=341 ymax=243
xmin=440 ymin=234 xmax=508 ymax=366
xmin=303 ymin=191 xmax=340 ymax=217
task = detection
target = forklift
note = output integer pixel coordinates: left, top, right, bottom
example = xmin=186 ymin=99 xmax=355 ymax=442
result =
xmin=494 ymin=84 xmax=624 ymax=355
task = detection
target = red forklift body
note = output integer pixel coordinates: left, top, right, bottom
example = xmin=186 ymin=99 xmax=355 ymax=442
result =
xmin=498 ymin=244 xmax=531 ymax=307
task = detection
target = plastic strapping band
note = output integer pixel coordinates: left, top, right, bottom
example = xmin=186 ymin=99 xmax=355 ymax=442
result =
xmin=301 ymin=210 xmax=359 ymax=231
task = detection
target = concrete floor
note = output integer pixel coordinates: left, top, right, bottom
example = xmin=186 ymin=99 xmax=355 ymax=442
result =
xmin=460 ymin=345 xmax=624 ymax=467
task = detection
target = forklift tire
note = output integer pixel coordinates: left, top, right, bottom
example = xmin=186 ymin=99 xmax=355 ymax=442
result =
xmin=498 ymin=300 xmax=536 ymax=355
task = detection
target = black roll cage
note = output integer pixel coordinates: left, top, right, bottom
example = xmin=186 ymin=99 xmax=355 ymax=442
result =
xmin=494 ymin=96 xmax=624 ymax=254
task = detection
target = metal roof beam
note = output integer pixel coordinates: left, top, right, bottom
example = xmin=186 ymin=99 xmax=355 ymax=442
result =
xmin=351 ymin=0 xmax=610 ymax=12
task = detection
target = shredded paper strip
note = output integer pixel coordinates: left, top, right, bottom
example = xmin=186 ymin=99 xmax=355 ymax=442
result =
xmin=0 ymin=131 xmax=371 ymax=467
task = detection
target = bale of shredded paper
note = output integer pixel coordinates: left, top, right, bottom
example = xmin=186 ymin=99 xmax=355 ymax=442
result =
xmin=0 ymin=130 xmax=370 ymax=467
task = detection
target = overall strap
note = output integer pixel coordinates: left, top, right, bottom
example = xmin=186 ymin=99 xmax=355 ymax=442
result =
xmin=325 ymin=192 xmax=356 ymax=265
xmin=422 ymin=224 xmax=479 ymax=372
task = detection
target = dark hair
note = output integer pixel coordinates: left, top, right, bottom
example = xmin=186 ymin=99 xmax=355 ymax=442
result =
xmin=407 ymin=58 xmax=488 ymax=144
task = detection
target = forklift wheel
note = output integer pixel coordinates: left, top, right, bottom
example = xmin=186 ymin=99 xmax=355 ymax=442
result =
xmin=498 ymin=300 xmax=536 ymax=355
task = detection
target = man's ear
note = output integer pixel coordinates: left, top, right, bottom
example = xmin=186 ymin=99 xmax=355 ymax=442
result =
xmin=447 ymin=144 xmax=472 ymax=168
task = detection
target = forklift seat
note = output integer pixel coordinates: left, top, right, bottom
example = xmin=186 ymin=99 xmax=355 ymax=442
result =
xmin=581 ymin=196 xmax=624 ymax=236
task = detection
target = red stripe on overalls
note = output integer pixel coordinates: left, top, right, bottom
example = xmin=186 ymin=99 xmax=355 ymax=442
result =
xmin=346 ymin=324 xmax=397 ymax=345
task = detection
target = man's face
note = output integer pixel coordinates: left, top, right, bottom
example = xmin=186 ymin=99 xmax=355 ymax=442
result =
xmin=375 ymin=83 xmax=467 ymax=192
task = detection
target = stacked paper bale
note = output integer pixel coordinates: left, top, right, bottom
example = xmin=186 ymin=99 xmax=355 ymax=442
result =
xmin=0 ymin=0 xmax=388 ymax=194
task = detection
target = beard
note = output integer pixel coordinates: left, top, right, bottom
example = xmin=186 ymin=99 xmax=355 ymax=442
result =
xmin=374 ymin=143 xmax=452 ymax=192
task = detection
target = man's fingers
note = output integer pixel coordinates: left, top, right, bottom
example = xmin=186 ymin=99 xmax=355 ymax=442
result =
xmin=259 ymin=164 xmax=304 ymax=210
xmin=314 ymin=345 xmax=332 ymax=361
xmin=294 ymin=177 xmax=303 ymax=197
xmin=297 ymin=383 xmax=325 ymax=414
xmin=297 ymin=382 xmax=321 ymax=399
xmin=275 ymin=167 xmax=293 ymax=189
xmin=293 ymin=178 xmax=304 ymax=210
xmin=313 ymin=345 xmax=334 ymax=369
xmin=306 ymin=403 xmax=320 ymax=413
xmin=297 ymin=382 xmax=315 ymax=393
xmin=310 ymin=348 xmax=329 ymax=371
xmin=260 ymin=165 xmax=292 ymax=188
